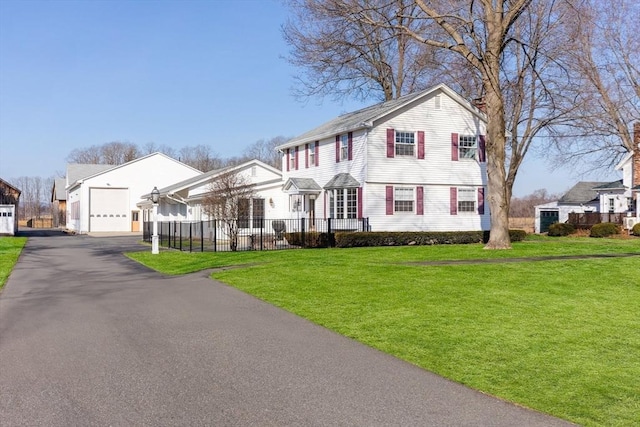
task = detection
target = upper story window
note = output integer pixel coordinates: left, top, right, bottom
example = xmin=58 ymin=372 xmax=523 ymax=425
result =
xmin=308 ymin=146 xmax=315 ymax=167
xmin=289 ymin=149 xmax=296 ymax=170
xmin=394 ymin=187 xmax=414 ymax=213
xmin=340 ymin=134 xmax=349 ymax=161
xmin=395 ymin=131 xmax=415 ymax=156
xmin=459 ymin=135 xmax=477 ymax=160
xmin=457 ymin=187 xmax=476 ymax=213
xmin=608 ymin=198 xmax=615 ymax=213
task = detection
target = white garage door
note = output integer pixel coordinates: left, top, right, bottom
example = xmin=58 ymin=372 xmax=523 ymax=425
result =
xmin=89 ymin=188 xmax=129 ymax=232
xmin=0 ymin=205 xmax=15 ymax=235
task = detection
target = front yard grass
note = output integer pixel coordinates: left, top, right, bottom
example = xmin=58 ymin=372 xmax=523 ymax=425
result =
xmin=127 ymin=236 xmax=640 ymax=426
xmin=0 ymin=237 xmax=27 ymax=289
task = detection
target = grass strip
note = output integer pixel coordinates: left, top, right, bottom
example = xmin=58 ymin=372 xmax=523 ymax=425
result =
xmin=0 ymin=237 xmax=27 ymax=289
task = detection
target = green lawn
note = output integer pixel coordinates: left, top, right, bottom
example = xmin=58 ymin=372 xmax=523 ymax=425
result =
xmin=0 ymin=236 xmax=27 ymax=289
xmin=127 ymin=236 xmax=640 ymax=426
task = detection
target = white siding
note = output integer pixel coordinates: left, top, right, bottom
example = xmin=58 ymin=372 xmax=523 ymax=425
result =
xmin=368 ymin=89 xmax=485 ymax=186
xmin=73 ymin=154 xmax=200 ymax=233
xmin=280 ymin=88 xmax=488 ymax=231
xmin=366 ymin=184 xmax=488 ymax=232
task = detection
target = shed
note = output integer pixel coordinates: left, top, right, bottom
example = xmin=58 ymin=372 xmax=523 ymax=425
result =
xmin=0 ymin=178 xmax=22 ymax=236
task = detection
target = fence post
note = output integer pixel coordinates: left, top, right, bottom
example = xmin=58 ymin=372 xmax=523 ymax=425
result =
xmin=260 ymin=224 xmax=264 ymax=251
xmin=200 ymin=220 xmax=204 ymax=252
xmin=189 ymin=222 xmax=192 ymax=253
xmin=213 ymin=219 xmax=217 ymax=252
xmin=301 ymin=217 xmax=306 ymax=248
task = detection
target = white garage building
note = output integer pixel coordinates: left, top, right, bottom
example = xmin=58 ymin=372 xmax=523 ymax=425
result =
xmin=66 ymin=153 xmax=201 ymax=234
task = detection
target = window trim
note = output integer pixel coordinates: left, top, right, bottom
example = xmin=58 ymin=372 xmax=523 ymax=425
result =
xmin=458 ymin=135 xmax=478 ymax=160
xmin=457 ymin=187 xmax=477 ymax=213
xmin=395 ymin=131 xmax=416 ymax=157
xmin=393 ymin=186 xmax=415 ymax=213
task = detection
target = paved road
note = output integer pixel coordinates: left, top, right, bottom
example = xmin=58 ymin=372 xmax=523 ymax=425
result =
xmin=0 ymin=230 xmax=574 ymax=426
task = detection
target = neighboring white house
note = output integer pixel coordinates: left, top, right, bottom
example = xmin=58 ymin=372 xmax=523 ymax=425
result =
xmin=65 ymin=153 xmax=201 ymax=234
xmin=276 ymin=83 xmax=489 ymax=232
xmin=534 ymin=122 xmax=640 ymax=233
xmin=137 ymin=159 xmax=284 ymax=225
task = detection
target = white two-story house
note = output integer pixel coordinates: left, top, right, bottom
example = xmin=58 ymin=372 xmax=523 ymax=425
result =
xmin=277 ymin=83 xmax=489 ymax=232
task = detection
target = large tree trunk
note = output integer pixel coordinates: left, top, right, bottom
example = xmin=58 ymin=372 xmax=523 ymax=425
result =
xmin=483 ymin=32 xmax=512 ymax=249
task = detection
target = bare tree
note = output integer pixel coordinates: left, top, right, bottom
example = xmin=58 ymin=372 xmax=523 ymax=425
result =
xmin=66 ymin=141 xmax=140 ymax=165
xmin=242 ymin=136 xmax=290 ymax=169
xmin=283 ymin=0 xmax=446 ymax=101
xmin=178 ymin=145 xmax=222 ymax=172
xmin=203 ymin=169 xmax=256 ymax=251
xmin=510 ymin=189 xmax=560 ymax=218
xmin=550 ymin=0 xmax=640 ymax=170
xmin=140 ymin=142 xmax=177 ymax=159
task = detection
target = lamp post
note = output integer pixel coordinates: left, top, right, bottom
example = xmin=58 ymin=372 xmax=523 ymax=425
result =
xmin=151 ymin=186 xmax=160 ymax=254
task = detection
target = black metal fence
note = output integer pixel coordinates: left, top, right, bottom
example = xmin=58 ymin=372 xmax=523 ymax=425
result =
xmin=143 ymin=217 xmax=370 ymax=252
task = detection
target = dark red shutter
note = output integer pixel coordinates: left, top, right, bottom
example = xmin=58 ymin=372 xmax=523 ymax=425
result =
xmin=294 ymin=146 xmax=299 ymax=170
xmin=451 ymin=133 xmax=459 ymax=161
xmin=418 ymin=131 xmax=425 ymax=159
xmin=335 ymin=135 xmax=340 ymax=163
xmin=357 ymin=187 xmax=363 ymax=218
xmin=479 ymin=135 xmax=486 ymax=162
xmin=387 ymin=128 xmax=395 ymax=158
xmin=286 ymin=148 xmax=290 ymax=172
xmin=315 ymin=141 xmax=319 ymax=166
xmin=385 ymin=186 xmax=394 ymax=215
xmin=478 ymin=187 xmax=485 ymax=215
xmin=416 ymin=186 xmax=424 ymax=215
xmin=348 ymin=132 xmax=353 ymax=161
xmin=305 ymin=144 xmax=309 ymax=168
xmin=450 ymin=187 xmax=458 ymax=215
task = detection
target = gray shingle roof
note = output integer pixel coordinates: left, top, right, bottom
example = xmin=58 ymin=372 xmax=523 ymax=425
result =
xmin=52 ymin=178 xmax=66 ymax=201
xmin=324 ymin=173 xmax=360 ymax=189
xmin=559 ymin=181 xmax=608 ymax=204
xmin=283 ymin=178 xmax=322 ymax=193
xmin=592 ymin=179 xmax=625 ymax=190
xmin=279 ymin=83 xmax=485 ymax=149
xmin=67 ymin=164 xmax=113 ymax=186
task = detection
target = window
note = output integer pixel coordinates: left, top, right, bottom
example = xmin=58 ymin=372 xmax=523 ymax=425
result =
xmin=252 ymin=198 xmax=265 ymax=228
xmin=434 ymin=94 xmax=441 ymax=110
xmin=608 ymin=198 xmax=615 ymax=213
xmin=308 ymin=146 xmax=315 ymax=167
xmin=459 ymin=135 xmax=477 ymax=159
xmin=394 ymin=187 xmax=414 ymax=212
xmin=238 ymin=198 xmax=250 ymax=228
xmin=340 ymin=134 xmax=349 ymax=161
xmin=289 ymin=150 xmax=295 ymax=170
xmin=458 ymin=187 xmax=476 ymax=212
xmin=346 ymin=188 xmax=357 ymax=218
xmin=395 ymin=131 xmax=415 ymax=156
xmin=327 ymin=188 xmax=358 ymax=218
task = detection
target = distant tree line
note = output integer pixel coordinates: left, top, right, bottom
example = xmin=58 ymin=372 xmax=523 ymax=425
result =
xmin=509 ymin=189 xmax=561 ymax=218
xmin=6 ymin=136 xmax=290 ymax=222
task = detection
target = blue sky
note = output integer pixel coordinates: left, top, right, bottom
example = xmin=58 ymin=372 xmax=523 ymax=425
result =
xmin=0 ymin=0 xmax=618 ymax=197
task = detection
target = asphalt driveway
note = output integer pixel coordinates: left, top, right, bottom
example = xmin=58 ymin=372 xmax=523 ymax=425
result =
xmin=0 ymin=230 xmax=574 ymax=426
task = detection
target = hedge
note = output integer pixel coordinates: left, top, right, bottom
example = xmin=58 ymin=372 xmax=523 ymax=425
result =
xmin=547 ymin=222 xmax=575 ymax=237
xmin=590 ymin=222 xmax=621 ymax=238
xmin=335 ymin=230 xmax=527 ymax=248
xmin=284 ymin=231 xmax=333 ymax=248
xmin=632 ymin=222 xmax=640 ymax=236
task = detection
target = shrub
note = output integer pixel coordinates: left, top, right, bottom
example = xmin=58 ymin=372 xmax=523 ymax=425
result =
xmin=335 ymin=230 xmax=527 ymax=248
xmin=632 ymin=222 xmax=640 ymax=236
xmin=547 ymin=222 xmax=575 ymax=237
xmin=590 ymin=222 xmax=621 ymax=238
xmin=284 ymin=231 xmax=332 ymax=248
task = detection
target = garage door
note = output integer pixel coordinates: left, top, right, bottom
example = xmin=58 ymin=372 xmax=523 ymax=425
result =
xmin=0 ymin=205 xmax=15 ymax=235
xmin=540 ymin=210 xmax=559 ymax=233
xmin=89 ymin=188 xmax=129 ymax=232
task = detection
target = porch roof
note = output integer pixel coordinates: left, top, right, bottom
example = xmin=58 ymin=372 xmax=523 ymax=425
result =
xmin=283 ymin=177 xmax=322 ymax=194
xmin=324 ymin=173 xmax=360 ymax=189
